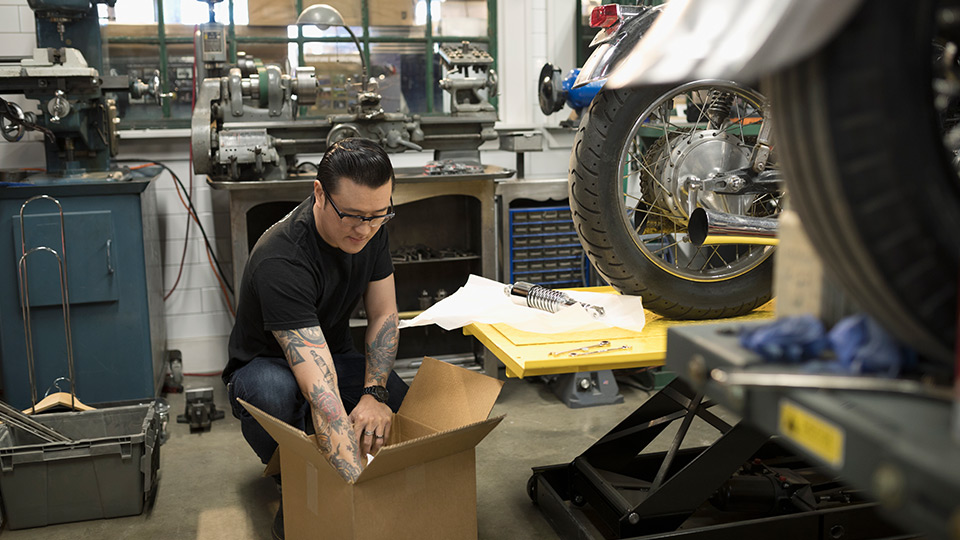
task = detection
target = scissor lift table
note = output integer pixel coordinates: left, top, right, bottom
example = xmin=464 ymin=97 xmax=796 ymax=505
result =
xmin=464 ymin=299 xmax=916 ymax=539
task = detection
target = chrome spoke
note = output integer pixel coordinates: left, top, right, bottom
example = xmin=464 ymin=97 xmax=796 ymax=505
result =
xmin=659 ymin=105 xmax=677 ymax=166
xmin=697 ymin=250 xmax=714 ymax=272
xmin=631 ymin=207 xmax=681 ymax=224
xmin=626 ymin=191 xmax=679 ymax=225
xmin=649 ymin=239 xmax=680 ymax=255
xmin=712 ymin=247 xmax=730 ymax=268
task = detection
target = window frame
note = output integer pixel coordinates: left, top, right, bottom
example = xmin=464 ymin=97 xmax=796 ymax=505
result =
xmin=106 ymin=0 xmax=498 ymax=128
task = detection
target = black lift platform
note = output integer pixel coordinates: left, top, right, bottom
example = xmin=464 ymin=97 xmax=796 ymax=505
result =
xmin=528 ymin=322 xmax=933 ymax=540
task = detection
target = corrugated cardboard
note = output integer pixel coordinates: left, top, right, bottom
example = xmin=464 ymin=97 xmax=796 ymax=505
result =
xmin=240 ymin=357 xmax=505 ymax=540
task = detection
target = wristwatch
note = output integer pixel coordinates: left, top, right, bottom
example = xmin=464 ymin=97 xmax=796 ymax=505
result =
xmin=362 ymin=385 xmax=389 ymax=404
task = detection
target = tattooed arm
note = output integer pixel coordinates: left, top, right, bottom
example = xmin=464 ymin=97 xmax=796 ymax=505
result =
xmin=363 ymin=274 xmax=399 ymax=388
xmin=272 ymin=327 xmax=363 ymax=482
xmin=349 ymin=274 xmax=399 ymax=454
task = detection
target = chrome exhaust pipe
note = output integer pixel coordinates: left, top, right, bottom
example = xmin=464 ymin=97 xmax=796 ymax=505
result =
xmin=688 ymin=208 xmax=779 ymax=247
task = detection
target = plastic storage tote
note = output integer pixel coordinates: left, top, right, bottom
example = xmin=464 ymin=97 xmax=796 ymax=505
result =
xmin=0 ymin=402 xmax=160 ymax=529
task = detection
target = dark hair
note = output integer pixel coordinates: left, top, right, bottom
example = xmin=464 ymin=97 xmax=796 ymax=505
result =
xmin=316 ymin=138 xmax=394 ymax=194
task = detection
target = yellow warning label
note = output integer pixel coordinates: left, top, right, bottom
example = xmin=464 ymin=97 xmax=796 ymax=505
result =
xmin=778 ymin=399 xmax=845 ymax=468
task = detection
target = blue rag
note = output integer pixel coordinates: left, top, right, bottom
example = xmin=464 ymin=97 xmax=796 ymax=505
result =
xmin=739 ymin=314 xmax=913 ymax=376
xmin=739 ymin=314 xmax=829 ymax=364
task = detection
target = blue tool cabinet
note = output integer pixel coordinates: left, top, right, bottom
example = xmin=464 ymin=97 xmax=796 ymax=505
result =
xmin=0 ymin=178 xmax=165 ymax=409
xmin=508 ymin=205 xmax=592 ymax=288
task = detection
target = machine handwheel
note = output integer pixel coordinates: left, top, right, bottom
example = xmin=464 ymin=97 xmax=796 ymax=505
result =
xmin=1 ymin=102 xmax=26 ymax=142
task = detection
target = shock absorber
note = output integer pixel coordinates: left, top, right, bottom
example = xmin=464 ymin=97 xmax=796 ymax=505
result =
xmin=504 ymin=281 xmax=605 ymax=318
xmin=706 ymin=90 xmax=735 ymax=129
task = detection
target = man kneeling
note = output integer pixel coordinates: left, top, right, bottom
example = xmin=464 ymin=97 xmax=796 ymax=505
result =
xmin=223 ymin=138 xmax=408 ymax=540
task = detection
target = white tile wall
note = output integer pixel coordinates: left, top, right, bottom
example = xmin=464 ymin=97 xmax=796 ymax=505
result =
xmin=0 ymin=6 xmax=21 ymax=33
xmin=165 ymin=312 xmax=233 ymax=341
xmin=115 ymin=145 xmax=235 ymax=373
xmin=0 ymin=0 xmax=33 ymax=60
xmin=18 ymin=5 xmax=32 ymax=33
xmin=200 ymin=286 xmax=231 ymax=314
xmin=163 ymin=239 xmax=202 ymax=265
xmin=164 ymin=288 xmax=204 ymax=316
xmin=166 ymin=336 xmax=228 ymax=376
xmin=0 ymin=0 xmax=576 ymax=373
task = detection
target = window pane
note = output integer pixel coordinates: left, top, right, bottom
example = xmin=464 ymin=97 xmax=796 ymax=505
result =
xmin=245 ymin=0 xmax=418 ymax=28
xmin=371 ymin=43 xmax=440 ymax=115
xmin=434 ymin=0 xmax=487 ymax=37
xmin=301 ymin=31 xmax=364 ymax=116
xmin=96 ymin=0 xmax=493 ymax=125
xmin=98 ymin=0 xmax=249 ymax=24
xmin=237 ymin=26 xmax=293 ymax=66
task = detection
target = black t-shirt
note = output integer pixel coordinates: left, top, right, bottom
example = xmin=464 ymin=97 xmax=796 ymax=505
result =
xmin=223 ymin=194 xmax=394 ymax=383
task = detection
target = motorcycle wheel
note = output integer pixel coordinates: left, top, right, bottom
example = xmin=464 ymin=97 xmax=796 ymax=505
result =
xmin=765 ymin=0 xmax=959 ymax=371
xmin=569 ymin=83 xmax=782 ymax=318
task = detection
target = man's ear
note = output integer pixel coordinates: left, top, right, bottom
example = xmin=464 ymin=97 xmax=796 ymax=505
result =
xmin=314 ymin=180 xmax=324 ymax=203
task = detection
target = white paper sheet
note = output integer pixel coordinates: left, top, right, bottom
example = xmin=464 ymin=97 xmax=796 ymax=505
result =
xmin=399 ymin=275 xmax=645 ymax=334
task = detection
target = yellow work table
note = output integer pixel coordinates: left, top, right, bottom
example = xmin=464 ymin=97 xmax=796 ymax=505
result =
xmin=464 ymin=287 xmax=774 ymax=378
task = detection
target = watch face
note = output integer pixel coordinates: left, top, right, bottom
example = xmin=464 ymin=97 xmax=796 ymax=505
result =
xmin=365 ymin=386 xmax=389 ymax=402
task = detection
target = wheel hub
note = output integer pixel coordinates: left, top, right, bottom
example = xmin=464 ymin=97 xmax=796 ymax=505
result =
xmin=659 ymin=130 xmax=751 ymax=219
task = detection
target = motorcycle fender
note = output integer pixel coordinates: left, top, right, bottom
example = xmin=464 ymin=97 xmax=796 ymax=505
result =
xmin=574 ymin=5 xmax=664 ymax=88
xmin=605 ymin=0 xmax=863 ymax=88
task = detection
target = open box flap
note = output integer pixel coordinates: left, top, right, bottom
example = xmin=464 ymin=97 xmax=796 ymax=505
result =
xmin=356 ymin=415 xmax=504 ymax=483
xmin=263 ymin=449 xmax=281 ymax=477
xmin=239 ymin=398 xmax=350 ymax=480
xmin=398 ymin=357 xmax=504 ymax=432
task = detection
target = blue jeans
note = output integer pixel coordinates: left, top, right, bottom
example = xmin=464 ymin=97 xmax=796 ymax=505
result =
xmin=227 ymin=352 xmax=409 ymax=464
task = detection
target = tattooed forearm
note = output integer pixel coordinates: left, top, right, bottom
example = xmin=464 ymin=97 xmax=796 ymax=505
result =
xmin=364 ymin=313 xmax=398 ymax=386
xmin=327 ymin=443 xmax=362 ymax=480
xmin=273 ymin=327 xmax=328 ymax=367
xmin=310 ymin=385 xmax=351 ymax=436
xmin=315 ymin=428 xmax=333 ymax=454
xmin=277 ymin=326 xmax=361 ymax=481
xmin=309 ymin=383 xmax=362 ymax=481
xmin=309 ymin=350 xmax=337 ymax=386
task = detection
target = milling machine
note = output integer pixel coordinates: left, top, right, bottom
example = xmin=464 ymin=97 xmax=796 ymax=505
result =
xmin=0 ymin=0 xmax=163 ymax=176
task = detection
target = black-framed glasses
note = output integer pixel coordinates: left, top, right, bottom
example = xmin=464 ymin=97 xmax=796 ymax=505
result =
xmin=325 ymin=192 xmax=395 ymax=227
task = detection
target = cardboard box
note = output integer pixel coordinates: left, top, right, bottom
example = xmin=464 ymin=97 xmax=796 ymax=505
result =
xmin=240 ymin=357 xmax=504 ymax=540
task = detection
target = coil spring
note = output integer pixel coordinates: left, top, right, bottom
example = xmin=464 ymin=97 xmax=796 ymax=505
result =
xmin=524 ymin=284 xmax=574 ymax=313
xmin=706 ymin=90 xmax=736 ymax=128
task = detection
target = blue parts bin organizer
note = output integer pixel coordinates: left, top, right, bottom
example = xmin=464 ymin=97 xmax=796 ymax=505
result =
xmin=508 ymin=205 xmax=592 ymax=288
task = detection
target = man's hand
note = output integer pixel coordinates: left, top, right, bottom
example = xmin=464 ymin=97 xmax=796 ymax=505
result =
xmin=349 ymin=394 xmax=393 ymax=455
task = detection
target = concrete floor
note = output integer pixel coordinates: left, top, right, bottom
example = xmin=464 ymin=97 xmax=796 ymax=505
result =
xmin=0 ymin=369 xmax=724 ymax=540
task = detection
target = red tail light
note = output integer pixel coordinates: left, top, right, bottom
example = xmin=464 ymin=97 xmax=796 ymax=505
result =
xmin=590 ymin=4 xmax=621 ymax=28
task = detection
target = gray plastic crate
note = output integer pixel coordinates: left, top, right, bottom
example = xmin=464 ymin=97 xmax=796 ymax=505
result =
xmin=0 ymin=403 xmax=160 ymax=529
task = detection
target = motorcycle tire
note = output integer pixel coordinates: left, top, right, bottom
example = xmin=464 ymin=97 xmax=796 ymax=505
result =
xmin=765 ymin=0 xmax=959 ymax=372
xmin=569 ymin=87 xmax=775 ymax=319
